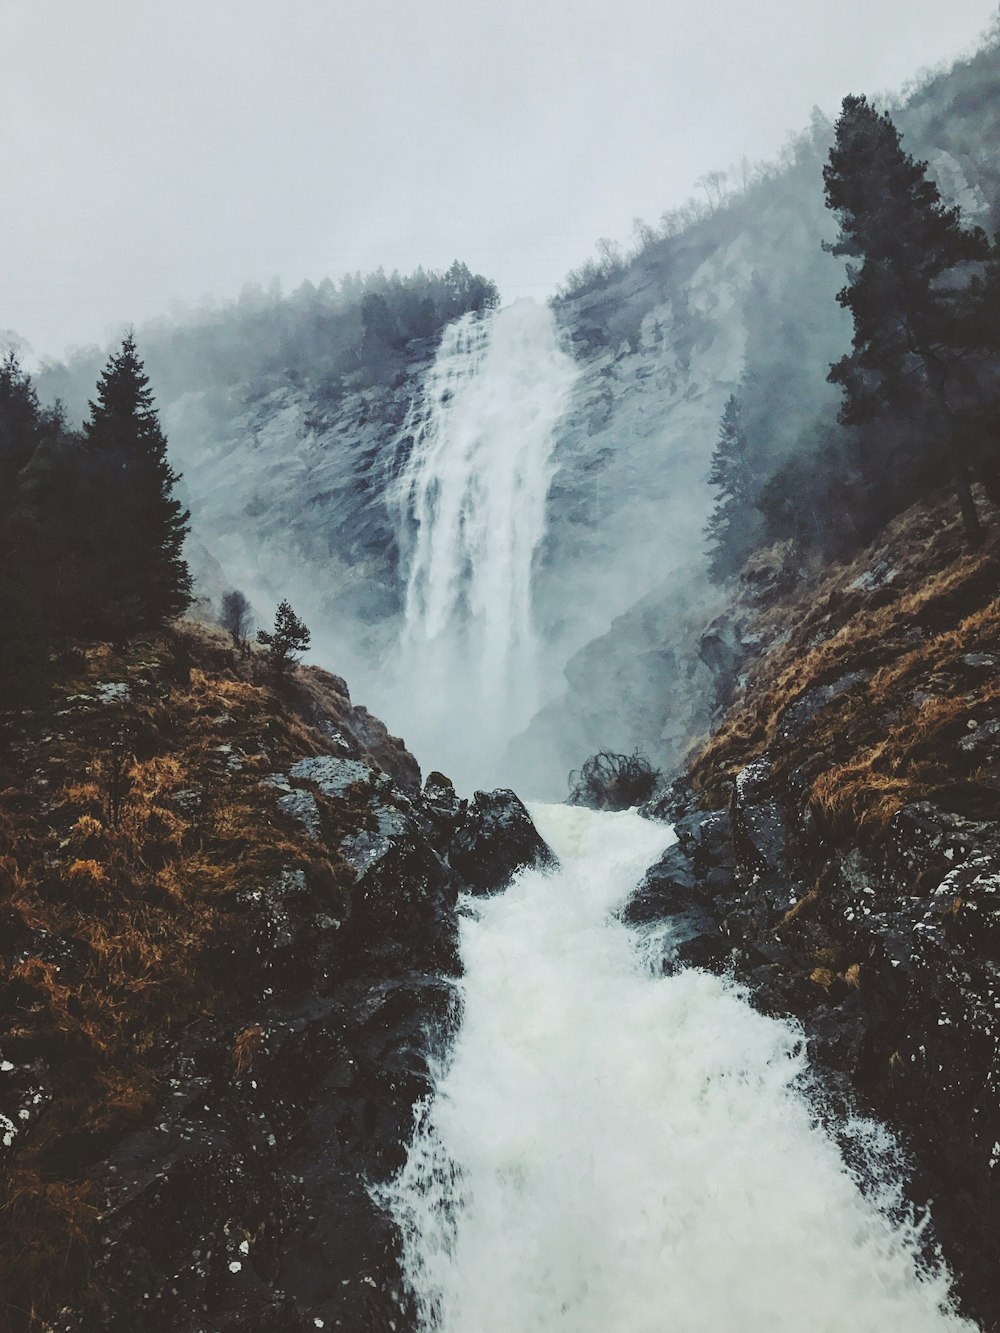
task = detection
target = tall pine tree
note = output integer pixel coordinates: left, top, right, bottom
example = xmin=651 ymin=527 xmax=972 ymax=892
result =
xmin=824 ymin=95 xmax=991 ymax=544
xmin=0 ymin=351 xmax=44 ymax=519
xmin=704 ymin=395 xmax=761 ymax=579
xmin=0 ymin=352 xmax=60 ymax=697
xmin=84 ymin=333 xmax=192 ymax=631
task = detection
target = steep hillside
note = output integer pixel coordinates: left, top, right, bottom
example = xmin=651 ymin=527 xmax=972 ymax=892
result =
xmin=690 ymin=491 xmax=1000 ymax=821
xmin=513 ymin=37 xmax=1000 ymax=789
xmin=626 ymin=484 xmax=1000 ymax=1329
xmin=0 ymin=623 xmax=550 ymax=1331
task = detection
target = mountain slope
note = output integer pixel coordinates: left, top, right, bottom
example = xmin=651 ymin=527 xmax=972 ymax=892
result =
xmin=0 ymin=622 xmax=549 ymax=1331
xmin=34 ymin=34 xmax=1000 ymax=795
xmin=626 ymin=483 xmax=1000 ymax=1329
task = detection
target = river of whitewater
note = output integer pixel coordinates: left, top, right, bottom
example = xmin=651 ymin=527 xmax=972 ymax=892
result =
xmin=382 ymin=802 xmax=971 ymax=1332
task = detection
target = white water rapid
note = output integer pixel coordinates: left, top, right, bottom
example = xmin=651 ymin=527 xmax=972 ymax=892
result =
xmin=387 ymin=300 xmax=577 ymax=789
xmin=383 ymin=803 xmax=971 ymax=1333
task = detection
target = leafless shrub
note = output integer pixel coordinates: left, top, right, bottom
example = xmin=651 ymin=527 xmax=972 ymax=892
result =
xmin=220 ymin=590 xmax=253 ymax=653
xmin=567 ymin=750 xmax=660 ymax=811
xmin=98 ymin=738 xmax=134 ymax=828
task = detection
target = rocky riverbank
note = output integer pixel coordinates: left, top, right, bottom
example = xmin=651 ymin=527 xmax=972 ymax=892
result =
xmin=626 ymin=487 xmax=1000 ymax=1330
xmin=0 ymin=623 xmax=551 ymax=1332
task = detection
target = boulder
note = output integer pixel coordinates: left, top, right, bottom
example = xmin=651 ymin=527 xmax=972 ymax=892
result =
xmin=447 ymin=789 xmax=557 ymax=894
xmin=623 ymin=815 xmax=731 ymax=970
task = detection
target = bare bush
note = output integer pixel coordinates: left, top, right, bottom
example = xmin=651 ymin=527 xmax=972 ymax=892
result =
xmin=220 ymin=589 xmax=253 ymax=652
xmin=98 ymin=739 xmax=134 ymax=828
xmin=567 ymin=750 xmax=660 ymax=811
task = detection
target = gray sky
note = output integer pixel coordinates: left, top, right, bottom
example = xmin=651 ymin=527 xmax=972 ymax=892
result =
xmin=4 ymin=0 xmax=998 ymax=361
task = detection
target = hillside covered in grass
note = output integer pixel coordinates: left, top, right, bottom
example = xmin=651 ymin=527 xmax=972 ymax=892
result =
xmin=691 ymin=486 xmax=1000 ymax=831
xmin=624 ymin=483 xmax=1000 ymax=1327
xmin=0 ymin=622 xmax=550 ymax=1331
xmin=0 ymin=622 xmax=410 ymax=1325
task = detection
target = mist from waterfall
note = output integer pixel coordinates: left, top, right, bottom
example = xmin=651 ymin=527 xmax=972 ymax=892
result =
xmin=382 ymin=300 xmax=577 ymax=791
xmin=381 ymin=804 xmax=971 ymax=1333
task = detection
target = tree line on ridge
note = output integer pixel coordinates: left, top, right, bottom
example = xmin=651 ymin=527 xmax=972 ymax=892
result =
xmin=705 ymin=95 xmax=1000 ymax=579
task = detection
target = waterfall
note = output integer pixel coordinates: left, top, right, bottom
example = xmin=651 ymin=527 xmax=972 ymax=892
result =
xmin=381 ymin=804 xmax=971 ymax=1333
xmin=387 ymin=300 xmax=577 ymax=790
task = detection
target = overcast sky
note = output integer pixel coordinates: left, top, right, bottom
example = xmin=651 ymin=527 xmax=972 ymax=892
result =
xmin=4 ymin=0 xmax=998 ymax=361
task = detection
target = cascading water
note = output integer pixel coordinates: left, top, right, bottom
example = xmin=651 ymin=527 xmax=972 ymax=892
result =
xmin=381 ymin=804 xmax=971 ymax=1332
xmin=387 ymin=299 xmax=577 ymax=790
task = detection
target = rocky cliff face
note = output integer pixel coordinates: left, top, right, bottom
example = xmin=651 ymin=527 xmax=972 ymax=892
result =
xmin=161 ymin=348 xmax=439 ymax=681
xmin=504 ymin=576 xmax=726 ymax=796
xmin=625 ymin=489 xmax=1000 ymax=1330
xmin=0 ymin=624 xmax=552 ymax=1332
xmin=511 ymin=42 xmax=1000 ymax=791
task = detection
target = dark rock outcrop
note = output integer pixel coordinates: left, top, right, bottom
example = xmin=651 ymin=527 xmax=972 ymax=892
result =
xmin=2 ymin=704 xmax=553 ymax=1331
xmin=697 ymin=612 xmax=748 ymax=710
xmin=629 ymin=758 xmax=1000 ymax=1331
xmin=439 ymin=785 xmax=557 ymax=895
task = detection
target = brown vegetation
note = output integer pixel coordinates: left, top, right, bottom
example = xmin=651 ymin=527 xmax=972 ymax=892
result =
xmin=0 ymin=621 xmax=393 ymax=1328
xmin=690 ymin=487 xmax=1000 ymax=834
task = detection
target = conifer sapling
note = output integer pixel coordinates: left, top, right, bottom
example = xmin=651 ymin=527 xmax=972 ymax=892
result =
xmin=257 ymin=600 xmax=311 ymax=676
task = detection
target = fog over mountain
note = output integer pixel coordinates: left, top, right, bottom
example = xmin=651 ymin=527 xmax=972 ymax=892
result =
xmin=31 ymin=23 xmax=1000 ymax=797
xmin=9 ymin=10 xmax=1000 ymax=1332
xmin=6 ymin=1 xmax=997 ymax=360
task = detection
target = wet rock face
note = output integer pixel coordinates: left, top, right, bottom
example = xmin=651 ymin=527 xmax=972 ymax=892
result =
xmin=446 ymin=788 xmax=557 ymax=893
xmin=22 ymin=755 xmax=553 ymax=1333
xmin=730 ymin=757 xmax=791 ymax=884
xmin=631 ymin=762 xmax=1000 ymax=1331
xmin=67 ymin=975 xmax=455 ymax=1333
xmin=697 ymin=613 xmax=748 ymax=709
xmin=294 ymin=668 xmax=423 ymax=796
xmin=624 ymin=803 xmax=735 ymax=972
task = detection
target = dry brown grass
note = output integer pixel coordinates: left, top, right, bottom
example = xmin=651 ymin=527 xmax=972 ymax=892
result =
xmin=690 ymin=488 xmax=1000 ymax=834
xmin=232 ymin=1023 xmax=264 ymax=1075
xmin=0 ymin=1170 xmax=99 ymax=1323
xmin=0 ymin=620 xmax=366 ymax=1329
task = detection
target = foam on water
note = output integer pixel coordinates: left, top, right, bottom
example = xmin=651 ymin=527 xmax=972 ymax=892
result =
xmin=382 ymin=803 xmax=971 ymax=1333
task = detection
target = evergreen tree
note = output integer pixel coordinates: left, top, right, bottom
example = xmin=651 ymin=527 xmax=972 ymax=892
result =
xmin=0 ymin=354 xmax=94 ymax=696
xmin=0 ymin=351 xmax=43 ymax=518
xmin=442 ymin=260 xmax=500 ymax=317
xmin=257 ymin=600 xmax=310 ymax=677
xmin=704 ymin=395 xmax=761 ymax=579
xmin=0 ymin=354 xmax=55 ymax=699
xmin=823 ymin=95 xmax=991 ymax=544
xmin=83 ymin=332 xmax=192 ymax=630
